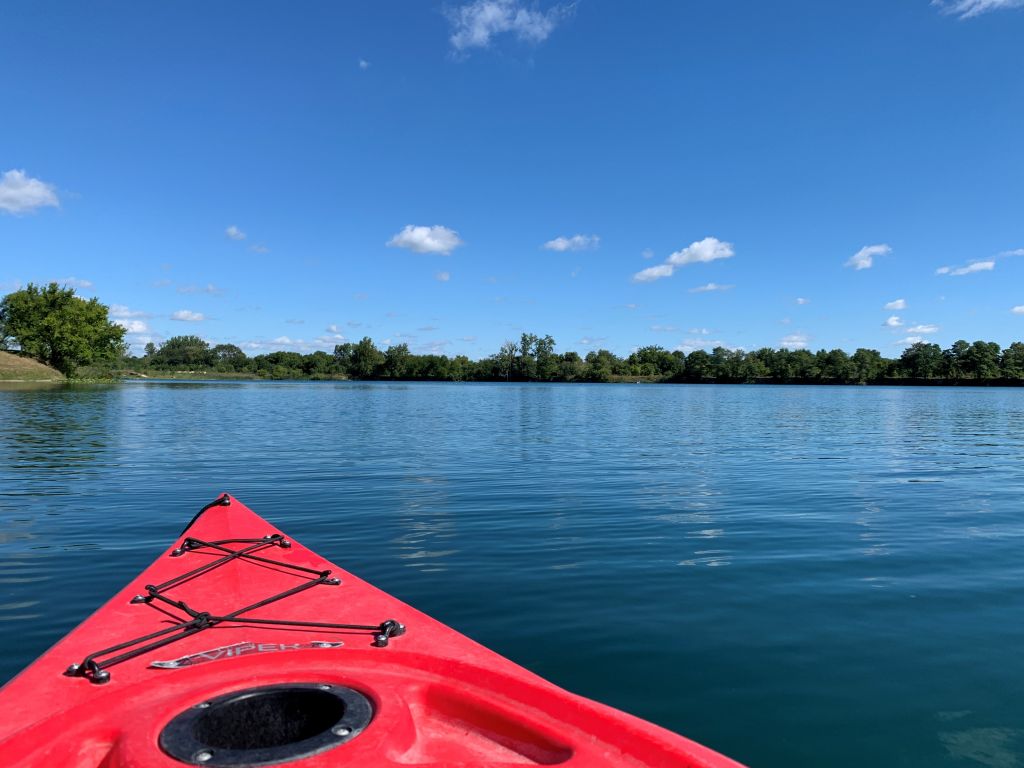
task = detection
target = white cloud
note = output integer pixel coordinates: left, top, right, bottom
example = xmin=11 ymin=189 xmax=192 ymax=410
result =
xmin=796 ymin=297 xmax=810 ymax=305
xmin=435 ymin=271 xmax=451 ymax=282
xmin=668 ymin=237 xmax=734 ymax=266
xmin=631 ymin=264 xmax=674 ymax=283
xmin=0 ymin=169 xmax=59 ymax=214
xmin=897 ymin=336 xmax=924 ymax=346
xmin=171 ymin=310 xmax=205 ymax=322
xmin=650 ymin=325 xmax=679 ymax=332
xmin=780 ymin=333 xmax=809 ymax=350
xmin=936 ymin=260 xmax=995 ymax=276
xmin=447 ymin=0 xmax=568 ymax=52
xmin=358 ymin=59 xmax=370 ymax=70
xmin=907 ymin=324 xmax=939 ymax=334
xmin=675 ymin=338 xmax=728 ymax=353
xmin=110 ymin=304 xmax=151 ymax=319
xmin=54 ymin=276 xmax=93 ymax=290
xmin=578 ymin=337 xmax=606 ymax=346
xmin=177 ymin=283 xmax=221 ymax=295
xmin=316 ymin=333 xmax=346 ymax=346
xmin=543 ymin=234 xmax=599 ymax=251
xmin=115 ymin=319 xmax=149 ymax=334
xmin=689 ymin=328 xmax=711 ymax=335
xmin=884 ymin=298 xmax=907 ymax=310
xmin=932 ymin=0 xmax=1024 ymax=18
xmin=250 ymin=244 xmax=270 ymax=254
xmin=884 ymin=315 xmax=903 ymax=328
xmin=845 ymin=244 xmax=891 ymax=271
xmin=1013 ymin=306 xmax=1024 ymax=314
xmin=387 ymin=225 xmax=463 ymax=255
xmin=632 ymin=236 xmax=734 ymax=282
xmin=225 ymin=225 xmax=246 ymax=241
xmin=641 ymin=248 xmax=655 ymax=260
xmin=689 ymin=282 xmax=733 ymax=293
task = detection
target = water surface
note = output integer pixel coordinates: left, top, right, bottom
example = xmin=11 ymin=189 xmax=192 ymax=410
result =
xmin=2 ymin=381 xmax=1023 ymax=767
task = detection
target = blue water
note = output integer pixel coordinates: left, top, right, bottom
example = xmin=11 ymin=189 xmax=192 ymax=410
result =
xmin=2 ymin=381 xmax=1024 ymax=766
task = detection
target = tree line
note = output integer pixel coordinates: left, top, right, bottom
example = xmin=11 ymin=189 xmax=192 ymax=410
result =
xmin=135 ymin=333 xmax=1024 ymax=384
xmin=3 ymin=284 xmax=1023 ymax=383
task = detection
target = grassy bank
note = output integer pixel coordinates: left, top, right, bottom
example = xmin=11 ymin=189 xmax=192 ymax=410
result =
xmin=0 ymin=351 xmax=65 ymax=381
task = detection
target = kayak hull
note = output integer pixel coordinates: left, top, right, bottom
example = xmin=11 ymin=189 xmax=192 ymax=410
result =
xmin=0 ymin=495 xmax=743 ymax=767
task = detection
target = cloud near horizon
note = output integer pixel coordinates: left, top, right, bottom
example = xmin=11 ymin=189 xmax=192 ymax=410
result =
xmin=780 ymin=333 xmax=809 ymax=350
xmin=845 ymin=244 xmax=891 ymax=271
xmin=0 ymin=170 xmax=59 ymax=215
xmin=53 ymin=276 xmax=93 ymax=290
xmin=387 ymin=225 xmax=463 ymax=255
xmin=632 ymin=237 xmax=734 ymax=283
xmin=543 ymin=234 xmax=599 ymax=252
xmin=447 ymin=0 xmax=570 ymax=52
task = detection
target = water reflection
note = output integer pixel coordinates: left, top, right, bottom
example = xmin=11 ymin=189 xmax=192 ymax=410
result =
xmin=1 ymin=382 xmax=1023 ymax=768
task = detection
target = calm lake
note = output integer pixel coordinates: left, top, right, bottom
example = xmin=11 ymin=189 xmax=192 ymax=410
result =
xmin=2 ymin=381 xmax=1023 ymax=766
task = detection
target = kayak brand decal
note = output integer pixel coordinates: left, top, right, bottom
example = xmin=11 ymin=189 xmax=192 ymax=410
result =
xmin=149 ymin=640 xmax=343 ymax=669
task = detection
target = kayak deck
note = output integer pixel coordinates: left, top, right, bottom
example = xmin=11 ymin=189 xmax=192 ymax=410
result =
xmin=0 ymin=494 xmax=743 ymax=767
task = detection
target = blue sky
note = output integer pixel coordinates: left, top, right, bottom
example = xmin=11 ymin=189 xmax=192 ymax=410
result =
xmin=2 ymin=0 xmax=1022 ymax=358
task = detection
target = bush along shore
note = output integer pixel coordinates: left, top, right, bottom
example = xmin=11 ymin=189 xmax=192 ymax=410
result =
xmin=3 ymin=284 xmax=1023 ymax=385
xmin=115 ymin=334 xmax=1024 ymax=385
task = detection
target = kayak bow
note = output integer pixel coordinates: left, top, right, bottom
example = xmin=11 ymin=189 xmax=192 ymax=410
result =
xmin=0 ymin=494 xmax=744 ymax=767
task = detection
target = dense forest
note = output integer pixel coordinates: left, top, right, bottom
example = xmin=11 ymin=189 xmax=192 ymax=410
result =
xmin=127 ymin=333 xmax=1024 ymax=384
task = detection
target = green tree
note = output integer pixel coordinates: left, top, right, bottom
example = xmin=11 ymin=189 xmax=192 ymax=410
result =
xmin=302 ymin=351 xmax=334 ymax=377
xmin=1001 ymin=342 xmax=1024 ymax=379
xmin=498 ymin=341 xmax=516 ymax=381
xmin=153 ymin=335 xmax=214 ymax=368
xmin=850 ymin=348 xmax=885 ymax=383
xmin=818 ymin=349 xmax=853 ymax=382
xmin=628 ymin=345 xmax=681 ymax=377
xmin=518 ymin=333 xmax=539 ymax=380
xmin=0 ymin=283 xmax=127 ymax=375
xmin=333 ymin=343 xmax=355 ymax=376
xmin=559 ymin=351 xmax=585 ymax=381
xmin=382 ymin=343 xmax=411 ymax=378
xmin=962 ymin=341 xmax=1001 ymax=379
xmin=899 ymin=342 xmax=943 ymax=378
xmin=211 ymin=343 xmax=246 ymax=371
xmin=584 ymin=349 xmax=621 ymax=382
xmin=350 ymin=337 xmax=383 ymax=378
xmin=684 ymin=349 xmax=713 ymax=379
xmin=943 ymin=340 xmax=970 ymax=379
xmin=534 ymin=335 xmax=559 ymax=380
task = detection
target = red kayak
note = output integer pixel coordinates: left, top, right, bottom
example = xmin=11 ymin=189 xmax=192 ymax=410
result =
xmin=0 ymin=494 xmax=743 ymax=767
